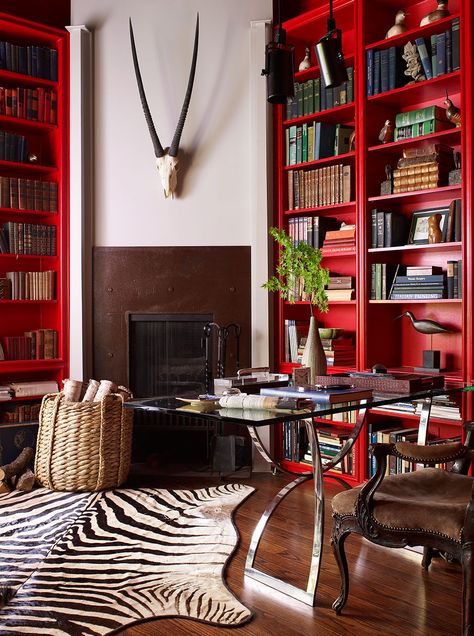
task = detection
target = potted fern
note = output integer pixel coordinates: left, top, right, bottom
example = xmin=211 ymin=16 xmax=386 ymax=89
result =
xmin=263 ymin=227 xmax=331 ymax=381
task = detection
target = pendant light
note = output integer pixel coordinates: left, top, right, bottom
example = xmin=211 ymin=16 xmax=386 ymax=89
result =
xmin=262 ymin=0 xmax=295 ymax=104
xmin=314 ymin=0 xmax=348 ymax=89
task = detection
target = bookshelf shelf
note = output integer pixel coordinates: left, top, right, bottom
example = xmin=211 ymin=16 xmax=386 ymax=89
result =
xmin=271 ymin=0 xmax=470 ymax=485
xmin=0 ymin=12 xmax=68 ymax=461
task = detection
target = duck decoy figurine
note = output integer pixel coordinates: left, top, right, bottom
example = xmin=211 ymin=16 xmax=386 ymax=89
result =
xmin=378 ymin=119 xmax=394 ymax=144
xmin=420 ymin=1 xmax=450 ymax=27
xmin=385 ymin=9 xmax=408 ymax=39
xmin=444 ymin=91 xmax=461 ymax=127
xmin=298 ymin=47 xmax=312 ymax=72
xmin=394 ymin=311 xmax=452 ymax=335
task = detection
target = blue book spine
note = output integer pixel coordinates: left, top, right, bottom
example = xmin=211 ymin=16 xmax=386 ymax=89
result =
xmin=452 ymin=17 xmax=460 ymax=71
xmin=366 ymin=49 xmax=374 ymax=97
xmin=430 ymin=34 xmax=438 ymax=79
xmin=445 ymin=28 xmax=452 ymax=74
xmin=373 ymin=50 xmax=381 ymax=95
xmin=380 ymin=48 xmax=389 ymax=93
xmin=436 ymin=32 xmax=446 ymax=76
xmin=415 ymin=37 xmax=432 ymax=80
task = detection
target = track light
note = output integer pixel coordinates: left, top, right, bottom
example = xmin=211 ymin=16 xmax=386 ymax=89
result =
xmin=314 ymin=0 xmax=348 ymax=89
xmin=262 ymin=0 xmax=295 ymax=104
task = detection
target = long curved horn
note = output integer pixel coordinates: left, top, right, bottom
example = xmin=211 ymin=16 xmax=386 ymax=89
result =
xmin=129 ymin=18 xmax=165 ymax=158
xmin=169 ymin=13 xmax=199 ymax=157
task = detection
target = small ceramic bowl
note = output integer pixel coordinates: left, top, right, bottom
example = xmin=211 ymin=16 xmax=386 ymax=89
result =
xmin=318 ymin=327 xmax=343 ymax=339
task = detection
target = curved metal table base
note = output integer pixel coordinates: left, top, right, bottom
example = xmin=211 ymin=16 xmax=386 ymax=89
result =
xmin=244 ymin=404 xmax=368 ymax=606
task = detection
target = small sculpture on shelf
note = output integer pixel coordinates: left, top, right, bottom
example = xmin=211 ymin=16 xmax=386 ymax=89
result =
xmin=385 ymin=9 xmax=408 ymax=39
xmin=380 ymin=164 xmax=393 ymax=195
xmin=427 ymin=213 xmax=443 ymax=244
xmin=378 ymin=119 xmax=394 ymax=144
xmin=444 ymin=91 xmax=461 ymax=127
xmin=420 ymin=1 xmax=450 ymax=27
xmin=394 ymin=310 xmax=453 ymax=372
xmin=402 ymin=41 xmax=425 ymax=83
xmin=298 ymin=47 xmax=312 ymax=72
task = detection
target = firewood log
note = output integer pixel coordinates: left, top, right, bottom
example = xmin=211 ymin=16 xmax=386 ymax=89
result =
xmin=15 ymin=468 xmax=35 ymax=492
xmin=0 ymin=480 xmax=11 ymax=494
xmin=0 ymin=447 xmax=34 ymax=482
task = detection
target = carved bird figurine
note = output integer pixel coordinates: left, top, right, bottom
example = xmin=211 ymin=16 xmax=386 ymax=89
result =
xmin=298 ymin=47 xmax=312 ymax=72
xmin=378 ymin=119 xmax=394 ymax=144
xmin=394 ymin=311 xmax=452 ymax=335
xmin=444 ymin=92 xmax=461 ymax=127
xmin=420 ymin=1 xmax=450 ymax=27
xmin=385 ymin=9 xmax=408 ymax=39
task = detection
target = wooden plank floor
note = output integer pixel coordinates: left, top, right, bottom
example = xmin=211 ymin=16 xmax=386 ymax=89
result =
xmin=120 ymin=471 xmax=463 ymax=636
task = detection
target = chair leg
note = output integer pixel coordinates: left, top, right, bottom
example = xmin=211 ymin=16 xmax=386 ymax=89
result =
xmin=331 ymin=518 xmax=351 ymax=615
xmin=422 ymin=546 xmax=434 ymax=569
xmin=462 ymin=543 xmax=473 ymax=636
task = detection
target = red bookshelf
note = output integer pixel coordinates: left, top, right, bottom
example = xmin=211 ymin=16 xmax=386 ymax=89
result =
xmin=0 ymin=13 xmax=69 ymax=462
xmin=271 ymin=0 xmax=472 ymax=483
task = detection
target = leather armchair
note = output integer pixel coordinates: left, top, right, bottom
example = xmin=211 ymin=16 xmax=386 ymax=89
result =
xmin=331 ymin=422 xmax=474 ymax=636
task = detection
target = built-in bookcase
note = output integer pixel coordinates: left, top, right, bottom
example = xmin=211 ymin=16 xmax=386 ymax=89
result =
xmin=0 ymin=13 xmax=68 ymax=463
xmin=271 ymin=0 xmax=473 ymax=483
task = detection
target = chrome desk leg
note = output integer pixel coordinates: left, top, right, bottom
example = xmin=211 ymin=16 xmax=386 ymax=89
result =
xmin=247 ymin=424 xmax=312 ymax=477
xmin=244 ymin=420 xmax=323 ymax=605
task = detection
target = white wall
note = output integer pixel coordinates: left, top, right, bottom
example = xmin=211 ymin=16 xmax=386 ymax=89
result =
xmin=71 ymin=0 xmax=272 ymax=247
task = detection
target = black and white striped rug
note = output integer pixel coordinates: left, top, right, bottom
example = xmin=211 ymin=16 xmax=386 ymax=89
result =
xmin=0 ymin=483 xmax=254 ymax=634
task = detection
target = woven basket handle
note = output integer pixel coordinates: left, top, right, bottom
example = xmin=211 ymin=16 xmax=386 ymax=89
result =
xmin=41 ymin=392 xmax=62 ymax=489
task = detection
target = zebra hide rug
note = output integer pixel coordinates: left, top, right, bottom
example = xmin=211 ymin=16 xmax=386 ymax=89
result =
xmin=0 ymin=483 xmax=255 ymax=634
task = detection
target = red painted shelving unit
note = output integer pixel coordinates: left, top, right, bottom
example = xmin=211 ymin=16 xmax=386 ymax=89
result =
xmin=271 ymin=0 xmax=472 ymax=483
xmin=0 ymin=13 xmax=69 ymax=463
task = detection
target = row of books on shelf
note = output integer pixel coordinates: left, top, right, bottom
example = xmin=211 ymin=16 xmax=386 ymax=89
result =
xmin=0 ymin=176 xmax=58 ymax=212
xmin=287 ymin=164 xmax=351 ymax=210
xmin=0 ymin=221 xmax=57 ymax=256
xmin=288 ymin=216 xmax=352 ymax=249
xmin=0 ymin=86 xmax=57 ymax=124
xmin=0 ymin=269 xmax=56 ymax=300
xmin=302 ymin=425 xmax=354 ymax=475
xmin=370 ymin=262 xmax=462 ymax=300
xmin=366 ymin=17 xmax=460 ymax=97
xmin=286 ymin=122 xmax=353 ymax=166
xmin=0 ymin=379 xmax=59 ymax=403
xmin=286 ymin=67 xmax=354 ymax=120
xmin=370 ymin=198 xmax=462 ymax=248
xmin=0 ymin=41 xmax=58 ymax=81
xmin=0 ymin=402 xmax=40 ymax=421
xmin=0 ymin=129 xmax=28 ymax=163
xmin=0 ymin=329 xmax=58 ymax=361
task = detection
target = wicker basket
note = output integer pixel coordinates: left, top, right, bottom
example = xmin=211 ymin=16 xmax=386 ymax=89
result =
xmin=35 ymin=392 xmax=133 ymax=491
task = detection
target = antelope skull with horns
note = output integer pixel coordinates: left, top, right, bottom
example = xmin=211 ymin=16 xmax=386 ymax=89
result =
xmin=129 ymin=16 xmax=199 ymax=199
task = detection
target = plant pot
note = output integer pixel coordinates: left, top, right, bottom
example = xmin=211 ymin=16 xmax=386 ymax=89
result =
xmin=301 ymin=315 xmax=327 ymax=382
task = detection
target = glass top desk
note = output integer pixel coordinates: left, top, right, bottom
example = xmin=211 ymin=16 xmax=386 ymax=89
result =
xmin=125 ymin=384 xmax=473 ymax=606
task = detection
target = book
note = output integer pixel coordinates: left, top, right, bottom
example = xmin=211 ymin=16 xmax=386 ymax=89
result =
xmin=326 ymin=288 xmax=354 ymax=301
xmin=395 ymin=105 xmax=448 ymax=127
xmin=430 ymin=33 xmax=438 ymax=79
xmin=415 ymin=37 xmax=432 ymax=80
xmin=380 ymin=48 xmax=389 ymax=93
xmin=366 ymin=49 xmax=374 ymax=96
xmin=334 ymin=125 xmax=354 ymax=156
xmin=452 ymin=17 xmax=460 ymax=71
xmin=10 ymin=380 xmax=59 ymax=397
xmin=436 ymin=32 xmax=446 ymax=75
xmin=384 ymin=211 xmax=407 ymax=247
xmin=314 ymin=122 xmax=337 ymax=160
xmin=260 ymin=385 xmax=373 ymax=404
xmin=373 ymin=50 xmax=381 ymax=95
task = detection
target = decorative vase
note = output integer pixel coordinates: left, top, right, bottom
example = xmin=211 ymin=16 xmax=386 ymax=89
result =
xmin=301 ymin=316 xmax=327 ymax=383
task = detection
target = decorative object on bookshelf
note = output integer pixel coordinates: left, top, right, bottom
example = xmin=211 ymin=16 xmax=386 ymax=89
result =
xmin=380 ymin=164 xmax=393 ymax=195
xmin=408 ymin=207 xmax=449 ymax=244
xmin=378 ymin=119 xmax=394 ymax=144
xmin=298 ymin=46 xmax=312 ymax=72
xmin=402 ymin=41 xmax=424 ymax=83
xmin=394 ymin=310 xmax=452 ymax=335
xmin=129 ymin=16 xmax=199 ymax=199
xmin=427 ymin=212 xmax=443 ymax=243
xmin=444 ymin=91 xmax=461 ymax=127
xmin=385 ymin=9 xmax=408 ymax=39
xmin=262 ymin=0 xmax=295 ymax=103
xmin=263 ymin=227 xmax=330 ymax=380
xmin=449 ymin=151 xmax=461 ymax=185
xmin=314 ymin=0 xmax=348 ymax=89
xmin=420 ymin=1 xmax=450 ymax=27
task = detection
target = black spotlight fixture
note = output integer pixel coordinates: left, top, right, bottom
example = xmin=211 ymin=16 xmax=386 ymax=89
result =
xmin=314 ymin=0 xmax=348 ymax=89
xmin=262 ymin=0 xmax=295 ymax=104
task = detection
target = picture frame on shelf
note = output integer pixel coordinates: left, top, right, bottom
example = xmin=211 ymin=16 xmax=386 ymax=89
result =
xmin=407 ymin=207 xmax=449 ymax=244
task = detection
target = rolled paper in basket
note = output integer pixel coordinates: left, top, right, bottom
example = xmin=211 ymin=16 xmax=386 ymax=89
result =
xmin=82 ymin=379 xmax=100 ymax=402
xmin=93 ymin=380 xmax=117 ymax=402
xmin=62 ymin=379 xmax=83 ymax=401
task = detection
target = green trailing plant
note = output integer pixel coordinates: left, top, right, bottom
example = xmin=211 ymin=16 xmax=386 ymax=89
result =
xmin=263 ymin=227 xmax=330 ymax=315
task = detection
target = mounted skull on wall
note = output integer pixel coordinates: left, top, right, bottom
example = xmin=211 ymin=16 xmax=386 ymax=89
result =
xmin=129 ymin=16 xmax=199 ymax=199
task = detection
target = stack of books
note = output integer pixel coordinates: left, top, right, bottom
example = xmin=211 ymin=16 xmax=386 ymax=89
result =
xmin=414 ymin=395 xmax=461 ymax=420
xmin=326 ymin=275 xmax=354 ymax=301
xmin=322 ymin=224 xmax=355 ymax=252
xmin=0 ymin=384 xmax=11 ymax=401
xmin=389 ymin=265 xmax=446 ymax=300
xmin=321 ymin=334 xmax=356 ymax=367
xmin=302 ymin=425 xmax=353 ymax=475
xmin=394 ymin=105 xmax=453 ymax=141
xmin=392 ymin=143 xmax=454 ymax=194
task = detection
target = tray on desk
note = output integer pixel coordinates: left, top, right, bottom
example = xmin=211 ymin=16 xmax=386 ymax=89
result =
xmin=312 ymin=372 xmax=445 ymax=393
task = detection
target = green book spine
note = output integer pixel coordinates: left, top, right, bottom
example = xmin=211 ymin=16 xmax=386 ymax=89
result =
xmin=346 ymin=66 xmax=354 ymax=103
xmin=306 ymin=79 xmax=314 ymax=115
xmin=302 ymin=123 xmax=308 ymax=163
xmin=430 ymin=33 xmax=438 ymax=79
xmin=395 ymin=106 xmax=445 ymax=127
xmin=313 ymin=77 xmax=321 ymax=113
